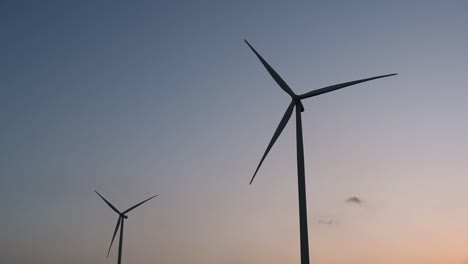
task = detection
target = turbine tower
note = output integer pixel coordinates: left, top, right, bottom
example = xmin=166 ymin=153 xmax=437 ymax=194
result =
xmin=95 ymin=191 xmax=157 ymax=264
xmin=245 ymin=39 xmax=396 ymax=264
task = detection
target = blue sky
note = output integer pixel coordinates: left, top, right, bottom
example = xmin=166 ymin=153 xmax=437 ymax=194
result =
xmin=2 ymin=1 xmax=468 ymax=263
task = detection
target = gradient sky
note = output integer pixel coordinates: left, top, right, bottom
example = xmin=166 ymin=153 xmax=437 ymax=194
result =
xmin=2 ymin=1 xmax=468 ymax=263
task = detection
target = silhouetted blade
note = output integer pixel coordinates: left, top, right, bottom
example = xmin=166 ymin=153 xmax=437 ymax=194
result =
xmin=95 ymin=191 xmax=121 ymax=215
xmin=250 ymin=101 xmax=295 ymax=184
xmin=107 ymin=216 xmax=121 ymax=258
xmin=298 ymin=74 xmax=397 ymax=100
xmin=123 ymin=195 xmax=158 ymax=214
xmin=245 ymin=40 xmax=297 ymax=98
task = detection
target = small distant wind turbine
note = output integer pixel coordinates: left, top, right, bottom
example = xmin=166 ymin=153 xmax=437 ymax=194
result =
xmin=95 ymin=191 xmax=157 ymax=264
xmin=245 ymin=39 xmax=396 ymax=264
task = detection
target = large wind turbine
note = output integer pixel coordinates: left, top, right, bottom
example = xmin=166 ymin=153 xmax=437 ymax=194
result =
xmin=245 ymin=40 xmax=396 ymax=264
xmin=95 ymin=191 xmax=157 ymax=264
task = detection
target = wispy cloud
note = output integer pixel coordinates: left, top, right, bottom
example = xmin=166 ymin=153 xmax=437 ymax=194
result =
xmin=317 ymin=219 xmax=335 ymax=225
xmin=346 ymin=196 xmax=363 ymax=205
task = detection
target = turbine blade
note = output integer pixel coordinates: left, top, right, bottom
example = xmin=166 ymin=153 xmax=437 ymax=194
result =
xmin=245 ymin=40 xmax=297 ymax=98
xmin=95 ymin=191 xmax=121 ymax=215
xmin=107 ymin=216 xmax=121 ymax=258
xmin=299 ymin=73 xmax=397 ymax=100
xmin=250 ymin=101 xmax=295 ymax=184
xmin=123 ymin=195 xmax=158 ymax=214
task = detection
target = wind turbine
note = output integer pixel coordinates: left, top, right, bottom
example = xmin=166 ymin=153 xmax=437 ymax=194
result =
xmin=95 ymin=191 xmax=157 ymax=264
xmin=245 ymin=39 xmax=396 ymax=264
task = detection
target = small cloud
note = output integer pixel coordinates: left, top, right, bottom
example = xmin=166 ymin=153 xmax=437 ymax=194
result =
xmin=317 ymin=219 xmax=335 ymax=225
xmin=346 ymin=196 xmax=363 ymax=205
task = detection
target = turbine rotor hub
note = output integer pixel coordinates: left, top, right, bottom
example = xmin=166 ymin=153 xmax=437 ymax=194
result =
xmin=294 ymin=99 xmax=305 ymax=112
